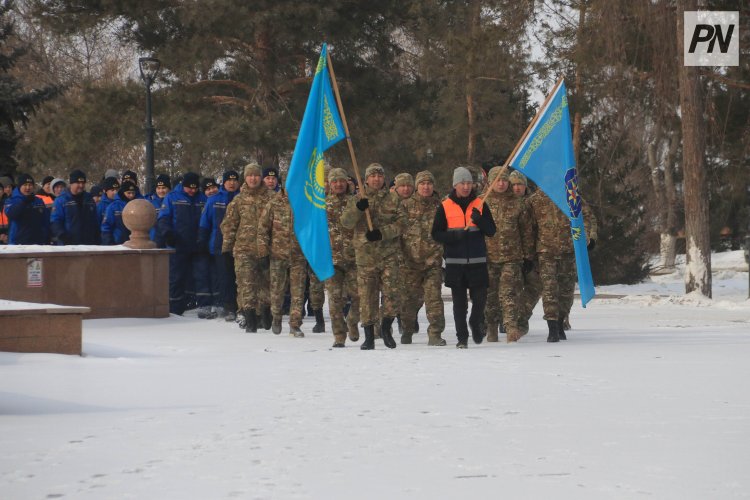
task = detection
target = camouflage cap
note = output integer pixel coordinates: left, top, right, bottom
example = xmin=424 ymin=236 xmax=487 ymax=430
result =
xmin=328 ymin=167 xmax=349 ymax=182
xmin=243 ymin=162 xmax=262 ymax=177
xmin=415 ymin=170 xmax=435 ymax=185
xmin=487 ymin=166 xmax=510 ymax=186
xmin=365 ymin=163 xmax=385 ymax=178
xmin=509 ymin=170 xmax=527 ymax=186
xmin=394 ymin=172 xmax=414 ymax=188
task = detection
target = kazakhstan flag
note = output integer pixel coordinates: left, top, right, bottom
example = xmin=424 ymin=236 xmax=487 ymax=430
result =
xmin=286 ymin=43 xmax=345 ymax=281
xmin=507 ymin=80 xmax=596 ymax=307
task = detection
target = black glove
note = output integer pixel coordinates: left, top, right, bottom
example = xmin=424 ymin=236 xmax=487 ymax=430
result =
xmin=470 ymin=207 xmax=482 ymax=225
xmin=257 ymin=255 xmax=271 ymax=270
xmin=522 ymin=259 xmax=534 ymax=274
xmin=222 ymin=252 xmax=235 ymax=275
xmin=164 ymin=231 xmax=176 ymax=247
xmin=587 ymin=239 xmax=596 ymax=251
xmin=365 ymin=229 xmax=383 ymax=241
xmin=356 ymin=198 xmax=369 ymax=211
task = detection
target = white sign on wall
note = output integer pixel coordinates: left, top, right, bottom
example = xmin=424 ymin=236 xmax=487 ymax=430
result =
xmin=27 ymin=258 xmax=43 ymax=287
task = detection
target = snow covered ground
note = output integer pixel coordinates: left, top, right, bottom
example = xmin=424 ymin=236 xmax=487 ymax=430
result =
xmin=1 ymin=251 xmax=749 ymax=499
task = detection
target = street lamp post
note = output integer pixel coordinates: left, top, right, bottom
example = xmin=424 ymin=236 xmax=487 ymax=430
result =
xmin=139 ymin=57 xmax=161 ymax=196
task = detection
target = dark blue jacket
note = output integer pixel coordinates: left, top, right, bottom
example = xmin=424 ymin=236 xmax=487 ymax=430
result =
xmin=157 ymin=184 xmax=207 ymax=253
xmin=97 ymin=195 xmax=116 ymax=224
xmin=50 ymin=190 xmax=101 ymax=245
xmin=199 ymin=187 xmax=238 ymax=255
xmin=101 ymin=194 xmax=131 ymax=245
xmin=148 ymin=193 xmax=167 ymax=241
xmin=4 ymin=188 xmax=50 ymax=244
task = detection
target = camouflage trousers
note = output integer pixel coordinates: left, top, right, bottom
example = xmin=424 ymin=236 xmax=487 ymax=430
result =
xmin=325 ymin=262 xmax=360 ymax=341
xmin=357 ymin=257 xmax=400 ymax=326
xmin=519 ymin=262 xmax=542 ymax=331
xmin=486 ymin=262 xmax=523 ymax=336
xmin=538 ymin=252 xmax=576 ymax=321
xmin=400 ymin=264 xmax=445 ymax=338
xmin=271 ymin=257 xmax=307 ymax=328
xmin=308 ymin=270 xmax=325 ymax=310
xmin=234 ymin=253 xmax=270 ymax=312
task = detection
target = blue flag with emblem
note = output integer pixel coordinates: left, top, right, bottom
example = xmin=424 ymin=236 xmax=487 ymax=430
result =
xmin=507 ymin=80 xmax=595 ymax=307
xmin=286 ymin=43 xmax=345 ymax=281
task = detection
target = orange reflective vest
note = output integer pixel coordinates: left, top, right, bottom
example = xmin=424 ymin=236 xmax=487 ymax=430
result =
xmin=442 ymin=197 xmax=484 ymax=230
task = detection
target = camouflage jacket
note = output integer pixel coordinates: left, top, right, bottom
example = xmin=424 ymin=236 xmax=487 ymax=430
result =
xmin=400 ymin=192 xmax=442 ymax=268
xmin=341 ymin=185 xmax=405 ymax=265
xmin=220 ymin=183 xmax=272 ymax=256
xmin=326 ymin=192 xmax=356 ymax=266
xmin=484 ymin=189 xmax=535 ymax=264
xmin=526 ymin=190 xmax=596 ymax=255
xmin=259 ymin=190 xmax=305 ymax=262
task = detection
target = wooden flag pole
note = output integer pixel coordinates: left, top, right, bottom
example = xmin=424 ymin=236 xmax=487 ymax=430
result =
xmin=326 ymin=50 xmax=374 ymax=231
xmin=478 ymin=76 xmax=565 ymax=205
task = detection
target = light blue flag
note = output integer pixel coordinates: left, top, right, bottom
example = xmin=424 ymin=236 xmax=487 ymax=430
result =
xmin=507 ymin=80 xmax=596 ymax=307
xmin=286 ymin=43 xmax=345 ymax=281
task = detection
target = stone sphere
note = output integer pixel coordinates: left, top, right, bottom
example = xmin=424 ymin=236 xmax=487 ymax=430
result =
xmin=122 ymin=198 xmax=157 ymax=233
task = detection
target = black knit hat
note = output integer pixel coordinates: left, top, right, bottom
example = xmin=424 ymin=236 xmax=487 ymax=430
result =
xmin=69 ymin=169 xmax=87 ymax=183
xmin=182 ymin=172 xmax=200 ymax=189
xmin=119 ymin=181 xmax=137 ymax=195
xmin=102 ymin=177 xmax=120 ymax=191
xmin=90 ymin=184 xmax=103 ymax=197
xmin=262 ymin=167 xmax=279 ymax=179
xmin=201 ymin=177 xmax=217 ymax=191
xmin=17 ymin=173 xmax=35 ymax=186
xmin=155 ymin=174 xmax=171 ymax=189
xmin=122 ymin=170 xmax=138 ymax=184
xmin=222 ymin=170 xmax=239 ymax=183
xmin=41 ymin=175 xmax=54 ymax=186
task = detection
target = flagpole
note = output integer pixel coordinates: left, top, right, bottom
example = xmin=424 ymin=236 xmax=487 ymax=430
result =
xmin=479 ymin=76 xmax=565 ymax=204
xmin=326 ymin=50 xmax=374 ymax=231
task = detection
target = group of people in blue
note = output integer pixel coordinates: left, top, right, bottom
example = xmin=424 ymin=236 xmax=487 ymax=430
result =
xmin=1 ymin=166 xmax=283 ymax=319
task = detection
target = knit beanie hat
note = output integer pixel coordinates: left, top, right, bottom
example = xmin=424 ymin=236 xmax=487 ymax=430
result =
xmin=327 ymin=167 xmax=349 ymax=182
xmin=69 ymin=169 xmax=87 ymax=183
xmin=17 ymin=173 xmax=35 ymax=186
xmin=365 ymin=163 xmax=385 ymax=178
xmin=41 ymin=175 xmax=54 ymax=186
xmin=119 ymin=181 xmax=137 ymax=196
xmin=222 ymin=170 xmax=239 ymax=183
xmin=509 ymin=170 xmax=527 ymax=186
xmin=394 ymin=173 xmax=414 ymax=188
xmin=201 ymin=177 xmax=218 ymax=191
xmin=155 ymin=174 xmax=171 ymax=189
xmin=243 ymin=162 xmax=262 ymax=177
xmin=182 ymin=172 xmax=200 ymax=189
xmin=50 ymin=178 xmax=66 ymax=191
xmin=89 ymin=184 xmax=103 ymax=197
xmin=452 ymin=166 xmax=473 ymax=187
xmin=103 ymin=169 xmax=119 ymax=181
xmin=122 ymin=170 xmax=138 ymax=184
xmin=262 ymin=166 xmax=279 ymax=179
xmin=102 ymin=177 xmax=120 ymax=191
xmin=414 ymin=170 xmax=435 ymax=185
xmin=487 ymin=166 xmax=510 ymax=187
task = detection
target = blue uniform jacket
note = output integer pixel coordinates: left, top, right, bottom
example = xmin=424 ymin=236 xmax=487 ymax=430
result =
xmin=97 ymin=196 xmax=116 ymax=224
xmin=50 ymin=190 xmax=100 ymax=245
xmin=157 ymin=184 xmax=207 ymax=253
xmin=198 ymin=187 xmax=238 ymax=255
xmin=3 ymin=188 xmax=50 ymax=244
xmin=101 ymin=194 xmax=131 ymax=245
xmin=147 ymin=193 xmax=166 ymax=241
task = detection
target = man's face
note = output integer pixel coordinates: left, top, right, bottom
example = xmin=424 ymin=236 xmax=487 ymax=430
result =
xmin=366 ymin=173 xmax=385 ymax=190
xmin=204 ymin=185 xmax=219 ymax=197
xmin=224 ymin=179 xmax=240 ymax=193
xmin=454 ymin=181 xmax=473 ymax=198
xmin=396 ymin=184 xmax=414 ymax=199
xmin=245 ymin=174 xmax=261 ymax=188
xmin=184 ymin=186 xmax=198 ymax=197
xmin=53 ymin=183 xmax=66 ymax=196
xmin=492 ymin=178 xmax=510 ymax=193
xmin=124 ymin=190 xmax=137 ymax=201
xmin=105 ymin=188 xmax=117 ymax=200
xmin=2 ymin=185 xmax=11 ymax=196
xmin=156 ymin=186 xmax=169 ymax=198
xmin=42 ymin=182 xmax=52 ymax=194
xmin=330 ymin=178 xmax=348 ymax=194
xmin=69 ymin=181 xmax=85 ymax=195
xmin=263 ymin=176 xmax=278 ymax=190
xmin=512 ymin=183 xmax=526 ymax=197
xmin=417 ymin=180 xmax=434 ymax=198
xmin=20 ymin=182 xmax=35 ymax=196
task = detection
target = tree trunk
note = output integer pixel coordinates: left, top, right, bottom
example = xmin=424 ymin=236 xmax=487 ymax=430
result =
xmin=662 ymin=131 xmax=679 ymax=268
xmin=676 ymin=0 xmax=711 ymax=297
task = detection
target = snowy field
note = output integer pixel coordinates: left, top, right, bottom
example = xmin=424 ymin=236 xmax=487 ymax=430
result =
xmin=1 ymin=251 xmax=749 ymax=499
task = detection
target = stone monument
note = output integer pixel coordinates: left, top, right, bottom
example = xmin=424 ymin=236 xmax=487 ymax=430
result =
xmin=123 ymin=198 xmax=157 ymax=249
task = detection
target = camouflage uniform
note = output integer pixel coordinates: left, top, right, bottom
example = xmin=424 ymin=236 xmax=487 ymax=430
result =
xmin=484 ymin=167 xmax=535 ymax=342
xmin=325 ymin=170 xmax=360 ymax=345
xmin=220 ymin=179 xmax=273 ymax=316
xmin=308 ymin=271 xmax=325 ymax=310
xmin=526 ymin=190 xmax=597 ymax=328
xmin=399 ymin=175 xmax=445 ymax=345
xmin=341 ymin=182 xmax=404 ymax=328
xmin=258 ymin=190 xmax=307 ymax=331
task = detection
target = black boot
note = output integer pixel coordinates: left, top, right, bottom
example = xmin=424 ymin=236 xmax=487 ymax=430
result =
xmin=557 ymin=318 xmax=567 ymax=340
xmin=361 ymin=324 xmax=375 ymax=350
xmin=469 ymin=318 xmax=485 ymax=345
xmin=312 ymin=309 xmax=325 ymax=333
xmin=245 ymin=309 xmax=258 ymax=333
xmin=381 ymin=317 xmax=397 ymax=349
xmin=260 ymin=306 xmax=272 ymax=330
xmin=546 ymin=319 xmax=559 ymax=343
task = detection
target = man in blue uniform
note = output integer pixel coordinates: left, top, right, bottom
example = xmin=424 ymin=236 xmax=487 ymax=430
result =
xmin=3 ymin=173 xmax=50 ymax=245
xmin=101 ymin=181 xmax=138 ymax=245
xmin=50 ymin=169 xmax=100 ymax=245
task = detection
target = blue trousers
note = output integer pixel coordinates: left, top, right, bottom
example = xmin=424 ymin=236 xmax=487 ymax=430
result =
xmin=169 ymin=252 xmax=210 ymax=315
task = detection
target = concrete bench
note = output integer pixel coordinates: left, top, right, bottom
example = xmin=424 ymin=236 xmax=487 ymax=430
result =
xmin=0 ymin=301 xmax=89 ymax=355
